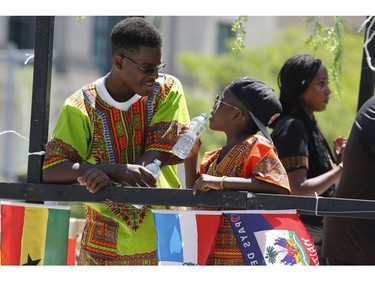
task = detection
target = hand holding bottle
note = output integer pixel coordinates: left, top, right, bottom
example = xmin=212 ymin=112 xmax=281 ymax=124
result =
xmin=133 ymin=159 xmax=161 ymax=209
xmin=173 ymin=113 xmax=208 ymax=159
xmin=176 ymin=125 xmax=202 ymax=159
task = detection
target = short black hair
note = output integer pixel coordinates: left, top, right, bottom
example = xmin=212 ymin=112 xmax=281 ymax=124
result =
xmin=110 ymin=17 xmax=162 ymax=55
xmin=277 ymin=54 xmax=322 ymax=116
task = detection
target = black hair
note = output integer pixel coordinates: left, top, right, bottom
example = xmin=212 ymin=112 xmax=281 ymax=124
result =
xmin=277 ymin=54 xmax=322 ymax=118
xmin=110 ymin=17 xmax=162 ymax=55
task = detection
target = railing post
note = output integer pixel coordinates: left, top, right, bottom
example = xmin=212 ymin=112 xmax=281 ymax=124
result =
xmin=27 ymin=16 xmax=55 ymax=185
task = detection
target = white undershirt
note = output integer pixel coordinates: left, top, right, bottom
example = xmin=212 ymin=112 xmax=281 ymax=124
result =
xmin=95 ymin=75 xmax=141 ymax=111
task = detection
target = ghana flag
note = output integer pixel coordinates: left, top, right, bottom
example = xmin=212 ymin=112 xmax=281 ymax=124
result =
xmin=1 ymin=201 xmax=70 ymax=265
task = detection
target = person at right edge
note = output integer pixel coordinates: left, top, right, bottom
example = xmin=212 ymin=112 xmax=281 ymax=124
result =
xmin=270 ymin=54 xmax=347 ymax=265
xmin=323 ymin=95 xmax=375 ymax=265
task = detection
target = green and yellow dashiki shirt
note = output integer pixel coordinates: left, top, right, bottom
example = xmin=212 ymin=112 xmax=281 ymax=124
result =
xmin=43 ymin=73 xmax=190 ymax=264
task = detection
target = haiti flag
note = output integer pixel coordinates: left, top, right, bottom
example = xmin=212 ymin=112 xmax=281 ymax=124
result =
xmin=224 ymin=210 xmax=319 ymax=266
xmin=153 ymin=210 xmax=221 ymax=265
xmin=0 ymin=201 xmax=70 ymax=265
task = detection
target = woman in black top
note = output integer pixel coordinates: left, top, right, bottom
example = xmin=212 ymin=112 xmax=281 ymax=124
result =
xmin=270 ymin=54 xmax=346 ymax=265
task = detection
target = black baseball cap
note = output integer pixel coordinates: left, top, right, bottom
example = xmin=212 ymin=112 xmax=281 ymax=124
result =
xmin=228 ymin=77 xmax=282 ymax=143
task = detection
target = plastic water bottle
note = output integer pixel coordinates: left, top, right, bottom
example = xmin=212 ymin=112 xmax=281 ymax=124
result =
xmin=145 ymin=159 xmax=161 ymax=180
xmin=133 ymin=159 xmax=161 ymax=209
xmin=172 ymin=113 xmax=208 ymax=159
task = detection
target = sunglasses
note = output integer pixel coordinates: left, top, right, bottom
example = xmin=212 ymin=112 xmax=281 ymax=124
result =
xmin=121 ymin=55 xmax=166 ymax=75
xmin=214 ymin=95 xmax=241 ymax=111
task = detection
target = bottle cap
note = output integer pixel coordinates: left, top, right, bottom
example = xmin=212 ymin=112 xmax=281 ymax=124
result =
xmin=201 ymin=112 xmax=208 ymax=119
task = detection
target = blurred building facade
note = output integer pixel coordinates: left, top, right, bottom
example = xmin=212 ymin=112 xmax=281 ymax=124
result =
xmin=0 ymin=16 xmax=365 ymax=181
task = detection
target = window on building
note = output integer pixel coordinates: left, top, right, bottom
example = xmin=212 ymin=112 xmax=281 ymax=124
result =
xmin=8 ymin=16 xmax=36 ymax=49
xmin=216 ymin=23 xmax=235 ymax=54
xmin=93 ymin=16 xmax=129 ymax=76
